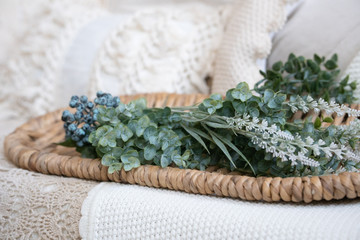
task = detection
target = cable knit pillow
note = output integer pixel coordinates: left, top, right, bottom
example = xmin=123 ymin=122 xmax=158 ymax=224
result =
xmin=0 ymin=0 xmax=233 ymax=120
xmin=212 ymin=0 xmax=300 ymax=94
xmin=88 ymin=1 xmax=233 ymax=97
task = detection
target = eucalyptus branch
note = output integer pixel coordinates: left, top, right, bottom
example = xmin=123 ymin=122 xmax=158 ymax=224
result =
xmin=60 ymin=54 xmax=360 ymax=177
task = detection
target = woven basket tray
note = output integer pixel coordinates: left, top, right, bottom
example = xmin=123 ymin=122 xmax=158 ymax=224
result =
xmin=4 ymin=93 xmax=360 ymax=203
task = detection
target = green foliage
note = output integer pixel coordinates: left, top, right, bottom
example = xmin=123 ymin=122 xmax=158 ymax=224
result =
xmin=61 ymin=53 xmax=360 ymax=178
xmin=86 ymin=98 xmax=217 ymax=173
xmin=255 ymin=53 xmax=357 ymax=104
xmin=81 ymin=82 xmax=358 ymax=177
xmin=201 ymin=94 xmax=223 ymax=114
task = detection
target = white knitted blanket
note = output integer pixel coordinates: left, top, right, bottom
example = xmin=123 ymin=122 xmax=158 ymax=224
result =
xmin=80 ymin=182 xmax=360 ymax=240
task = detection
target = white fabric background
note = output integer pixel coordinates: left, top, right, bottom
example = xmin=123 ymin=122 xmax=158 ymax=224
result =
xmin=1 ymin=1 xmax=360 ymax=239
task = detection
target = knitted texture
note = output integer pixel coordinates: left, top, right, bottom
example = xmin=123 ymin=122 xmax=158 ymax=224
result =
xmin=212 ymin=0 xmax=291 ymax=94
xmin=80 ymin=183 xmax=360 ymax=240
xmin=342 ymin=50 xmax=360 ymax=103
xmin=0 ymin=121 xmax=97 ymax=240
xmin=0 ymin=0 xmax=44 ymax=64
xmin=0 ymin=169 xmax=96 ymax=240
xmin=0 ymin=120 xmax=97 ymax=239
xmin=0 ymin=0 xmax=105 ymax=120
xmin=88 ymin=3 xmax=231 ymax=97
xmin=0 ymin=1 xmax=232 ymax=121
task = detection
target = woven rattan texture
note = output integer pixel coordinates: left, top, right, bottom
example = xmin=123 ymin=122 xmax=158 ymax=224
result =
xmin=4 ymin=93 xmax=360 ymax=203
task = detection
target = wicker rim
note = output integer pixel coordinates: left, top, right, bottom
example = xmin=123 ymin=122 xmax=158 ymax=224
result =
xmin=4 ymin=93 xmax=360 ymax=203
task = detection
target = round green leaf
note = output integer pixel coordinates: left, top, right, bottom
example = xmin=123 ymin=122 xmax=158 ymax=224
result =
xmin=144 ymin=145 xmax=157 ymax=160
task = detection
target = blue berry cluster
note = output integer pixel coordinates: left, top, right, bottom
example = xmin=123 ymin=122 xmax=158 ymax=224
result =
xmin=94 ymin=91 xmax=120 ymax=108
xmin=61 ymin=92 xmax=120 ymax=147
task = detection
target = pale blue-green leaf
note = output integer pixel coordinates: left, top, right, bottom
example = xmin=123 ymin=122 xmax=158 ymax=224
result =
xmin=100 ymin=116 xmax=110 ymax=122
xmin=108 ymin=139 xmax=116 ymax=148
xmin=162 ymin=140 xmax=170 ymax=151
xmin=95 ymin=126 xmax=113 ymax=138
xmin=97 ymin=145 xmax=112 ymax=154
xmin=88 ymin=132 xmax=96 ymax=144
xmin=213 ymin=101 xmax=223 ymax=109
xmin=98 ymin=136 xmax=109 ymax=147
xmin=232 ymin=100 xmax=246 ymax=114
xmin=111 ymin=147 xmax=123 ymax=159
xmin=101 ymin=154 xmax=117 ymax=166
xmin=231 ymin=89 xmax=242 ymax=100
xmin=133 ymin=98 xmax=147 ymax=110
xmin=171 ymin=154 xmax=182 ymax=166
xmin=236 ymin=82 xmax=249 ymax=89
xmin=115 ymin=103 xmax=126 ymax=114
xmin=182 ymin=150 xmax=191 ymax=161
xmin=207 ymin=107 xmax=216 ymax=115
xmin=144 ymin=145 xmax=157 ymax=160
xmin=121 ymin=149 xmax=139 ymax=163
xmin=169 ymin=113 xmax=182 ymax=123
xmin=160 ymin=154 xmax=171 ymax=168
xmin=108 ymin=163 xmax=123 ymax=174
xmin=110 ymin=117 xmax=120 ymax=125
xmin=275 ymin=94 xmax=286 ymax=104
xmin=267 ymin=99 xmax=279 ymax=109
xmin=136 ymin=127 xmax=146 ymax=137
xmin=138 ymin=115 xmax=151 ymax=128
xmin=121 ymin=125 xmax=133 ymax=142
xmin=264 ymin=89 xmax=274 ymax=103
xmin=203 ymin=99 xmax=213 ymax=108
xmin=123 ymin=164 xmax=133 ymax=171
xmin=144 ymin=126 xmax=157 ymax=141
xmin=98 ymin=106 xmax=107 ymax=115
xmin=249 ymin=108 xmax=259 ymax=118
xmin=240 ymin=92 xmax=252 ymax=102
xmin=135 ymin=137 xmax=146 ymax=147
xmin=129 ymin=156 xmax=140 ymax=167
xmin=210 ymin=93 xmax=222 ymax=101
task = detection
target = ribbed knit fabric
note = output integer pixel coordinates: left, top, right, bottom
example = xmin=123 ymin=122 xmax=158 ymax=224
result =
xmin=80 ymin=182 xmax=360 ymax=240
xmin=212 ymin=0 xmax=294 ymax=94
